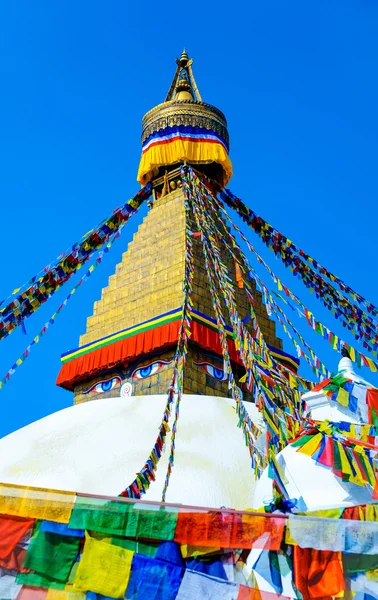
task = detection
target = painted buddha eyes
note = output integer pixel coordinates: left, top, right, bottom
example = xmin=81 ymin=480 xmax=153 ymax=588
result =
xmin=194 ymin=361 xmax=228 ymax=381
xmin=84 ymin=376 xmax=121 ymax=395
xmin=132 ymin=360 xmax=171 ymax=380
xmin=83 ymin=360 xmax=172 ymax=395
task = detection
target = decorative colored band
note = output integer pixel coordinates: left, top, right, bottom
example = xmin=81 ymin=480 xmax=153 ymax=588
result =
xmin=142 ymin=124 xmax=230 ymax=154
xmin=191 ymin=309 xmax=299 ymax=371
xmin=60 ymin=308 xmax=183 ymax=364
xmin=137 ymin=137 xmax=233 ymax=186
xmin=56 ymin=308 xmax=299 ymax=391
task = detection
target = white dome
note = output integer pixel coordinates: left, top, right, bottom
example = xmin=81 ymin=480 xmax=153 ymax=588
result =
xmin=0 ymin=394 xmax=262 ymax=510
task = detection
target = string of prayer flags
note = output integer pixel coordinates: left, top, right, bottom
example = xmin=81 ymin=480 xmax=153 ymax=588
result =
xmin=0 ymin=228 xmax=123 ymax=391
xmin=218 ymin=186 xmax=378 ymax=336
xmin=290 ymin=425 xmax=378 ymax=492
xmin=230 ymin=224 xmax=378 ymax=374
xmin=187 ymin=169 xmax=307 ymax=408
xmin=0 ymin=182 xmax=152 ymax=342
xmin=183 ymin=168 xmax=294 ymax=476
xmin=181 ymin=167 xmax=264 ymax=471
xmin=187 ymin=168 xmax=304 ymax=395
xmin=207 ymin=182 xmax=378 ymax=374
xmin=202 ymin=185 xmax=331 ymax=383
xmin=120 ymin=200 xmax=194 ymax=500
xmin=309 ymin=375 xmax=378 ymax=426
xmin=161 ymin=185 xmax=195 ymax=502
xmin=183 ymin=168 xmax=312 ymax=466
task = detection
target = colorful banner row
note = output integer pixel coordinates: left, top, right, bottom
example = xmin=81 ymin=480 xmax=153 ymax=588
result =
xmin=0 ymin=482 xmax=377 ymax=599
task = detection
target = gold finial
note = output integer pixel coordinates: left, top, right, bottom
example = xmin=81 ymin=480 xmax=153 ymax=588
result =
xmin=179 ymin=48 xmax=189 ymax=66
xmin=165 ymin=50 xmax=202 ymax=102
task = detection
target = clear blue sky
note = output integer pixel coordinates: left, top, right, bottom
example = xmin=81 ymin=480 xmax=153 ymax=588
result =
xmin=0 ymin=1 xmax=377 ymax=437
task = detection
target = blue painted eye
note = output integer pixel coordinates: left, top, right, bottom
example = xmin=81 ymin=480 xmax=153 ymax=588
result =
xmin=101 ymin=379 xmax=115 ymax=392
xmin=213 ymin=367 xmax=225 ymax=380
xmin=132 ymin=360 xmax=171 ymax=380
xmin=84 ymin=376 xmax=121 ymax=395
xmin=194 ymin=362 xmax=228 ymax=381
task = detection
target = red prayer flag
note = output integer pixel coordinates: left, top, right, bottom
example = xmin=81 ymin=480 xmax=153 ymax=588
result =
xmin=367 ymin=389 xmax=378 ymax=410
xmin=174 ymin=512 xmax=284 ymax=550
xmin=317 ymin=435 xmax=334 ymax=468
xmin=293 ymin=547 xmax=344 ymax=600
xmin=0 ymin=514 xmax=34 ymax=559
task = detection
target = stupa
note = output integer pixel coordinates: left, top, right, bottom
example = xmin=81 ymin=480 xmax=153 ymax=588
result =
xmin=1 ymin=51 xmax=378 ymax=600
xmin=253 ymin=353 xmax=378 ymax=513
xmin=0 ymin=51 xmax=297 ymax=509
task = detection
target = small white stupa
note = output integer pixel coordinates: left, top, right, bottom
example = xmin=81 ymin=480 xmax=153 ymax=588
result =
xmin=252 ymin=356 xmax=378 ymax=512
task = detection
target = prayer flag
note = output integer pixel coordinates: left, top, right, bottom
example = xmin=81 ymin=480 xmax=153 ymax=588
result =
xmin=23 ymin=528 xmax=80 ymax=583
xmin=125 ymin=553 xmax=184 ymax=599
xmin=73 ymin=534 xmax=133 ymax=598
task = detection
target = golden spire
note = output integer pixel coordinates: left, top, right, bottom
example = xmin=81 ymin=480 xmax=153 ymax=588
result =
xmin=165 ymin=49 xmax=202 ymax=102
xmin=138 ymin=51 xmax=232 ymax=186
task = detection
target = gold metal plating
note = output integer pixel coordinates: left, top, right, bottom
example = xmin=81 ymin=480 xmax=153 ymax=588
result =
xmin=141 ymin=100 xmax=229 ymax=147
xmin=142 ymin=50 xmax=229 ymax=148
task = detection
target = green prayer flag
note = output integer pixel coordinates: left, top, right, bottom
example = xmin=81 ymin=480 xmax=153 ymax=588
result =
xmin=331 ymin=375 xmax=349 ymax=388
xmin=343 ymin=552 xmax=378 ymax=574
xmin=22 ymin=528 xmax=80 ymax=583
xmin=68 ymin=496 xmax=178 ymax=540
xmin=333 ymin=441 xmax=343 ymax=476
xmin=371 ymin=408 xmax=378 ymax=427
xmin=290 ymin=434 xmax=314 ymax=448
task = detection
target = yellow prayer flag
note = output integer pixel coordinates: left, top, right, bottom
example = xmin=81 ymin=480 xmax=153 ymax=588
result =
xmin=73 ymin=534 xmax=133 ymax=598
xmin=338 ymin=443 xmax=353 ymax=478
xmin=0 ymin=483 xmax=75 ymax=523
xmin=285 ymin=522 xmax=297 ymax=546
xmin=12 ymin=288 xmax=21 ymax=294
xmin=364 ymin=505 xmax=378 ymax=522
xmin=297 ymin=433 xmax=323 ymax=457
xmin=336 ymin=388 xmax=349 ymax=407
xmin=353 ymin=446 xmax=375 ymax=485
xmin=366 ymin=357 xmax=378 ymax=373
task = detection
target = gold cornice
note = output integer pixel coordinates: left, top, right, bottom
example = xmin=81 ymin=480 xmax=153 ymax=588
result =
xmin=141 ymin=100 xmax=229 ymax=148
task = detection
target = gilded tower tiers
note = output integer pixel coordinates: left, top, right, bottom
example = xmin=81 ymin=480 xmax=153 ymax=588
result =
xmin=56 ymin=51 xmax=296 ymax=405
